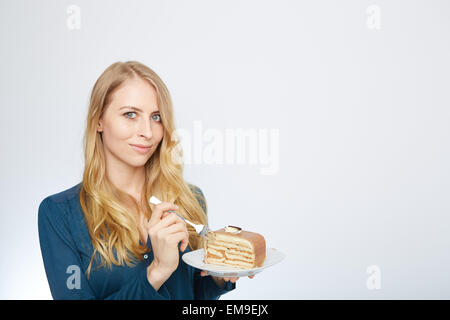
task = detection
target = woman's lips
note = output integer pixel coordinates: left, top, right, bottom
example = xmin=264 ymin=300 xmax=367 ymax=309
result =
xmin=130 ymin=144 xmax=152 ymax=154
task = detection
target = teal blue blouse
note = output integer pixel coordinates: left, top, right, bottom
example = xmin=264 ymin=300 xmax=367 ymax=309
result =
xmin=38 ymin=182 xmax=235 ymax=299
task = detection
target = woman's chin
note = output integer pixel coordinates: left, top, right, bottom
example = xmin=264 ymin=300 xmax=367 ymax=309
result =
xmin=126 ymin=157 xmax=151 ymax=168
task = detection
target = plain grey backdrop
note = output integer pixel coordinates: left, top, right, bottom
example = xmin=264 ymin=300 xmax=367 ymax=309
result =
xmin=1 ymin=0 xmax=449 ymax=299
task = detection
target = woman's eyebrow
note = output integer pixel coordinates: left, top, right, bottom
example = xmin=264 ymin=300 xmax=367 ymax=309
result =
xmin=120 ymin=106 xmax=159 ymax=114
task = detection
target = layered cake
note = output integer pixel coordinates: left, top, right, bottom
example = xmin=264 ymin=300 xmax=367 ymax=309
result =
xmin=203 ymin=226 xmax=266 ymax=269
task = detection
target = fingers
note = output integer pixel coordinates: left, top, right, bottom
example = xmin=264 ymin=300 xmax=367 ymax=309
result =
xmin=148 ymin=203 xmax=186 ymax=234
xmin=168 ymin=231 xmax=189 ymax=251
xmin=149 ymin=213 xmax=180 ymax=234
xmin=150 ymin=210 xmax=189 ymax=238
xmin=161 ymin=211 xmax=171 ymax=219
xmin=149 ymin=215 xmax=187 ymax=240
xmin=199 ymin=271 xmax=255 ymax=281
xmin=149 ymin=202 xmax=179 ymax=225
xmin=163 ymin=221 xmax=187 ymax=234
xmin=147 ymin=203 xmax=189 ymax=253
xmin=161 ymin=222 xmax=189 ymax=250
xmin=169 ymin=224 xmax=189 ymax=252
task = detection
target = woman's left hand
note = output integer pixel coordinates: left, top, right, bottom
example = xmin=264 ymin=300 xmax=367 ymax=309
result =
xmin=200 ymin=270 xmax=255 ymax=285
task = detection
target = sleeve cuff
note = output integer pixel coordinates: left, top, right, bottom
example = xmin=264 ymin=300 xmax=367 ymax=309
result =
xmin=140 ymin=267 xmax=171 ymax=300
xmin=208 ymin=275 xmax=236 ymax=296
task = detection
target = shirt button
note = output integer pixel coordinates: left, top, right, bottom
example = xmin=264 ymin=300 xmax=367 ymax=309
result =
xmin=144 ymin=254 xmax=148 ymax=259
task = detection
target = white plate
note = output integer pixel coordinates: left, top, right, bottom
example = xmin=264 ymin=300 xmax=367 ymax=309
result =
xmin=182 ymin=248 xmax=285 ymax=277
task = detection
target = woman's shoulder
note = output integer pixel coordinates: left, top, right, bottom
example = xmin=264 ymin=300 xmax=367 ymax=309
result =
xmin=188 ymin=183 xmax=205 ymax=198
xmin=38 ymin=182 xmax=83 ymax=221
xmin=45 ymin=182 xmax=83 ymax=203
xmin=187 ymin=183 xmax=207 ymax=214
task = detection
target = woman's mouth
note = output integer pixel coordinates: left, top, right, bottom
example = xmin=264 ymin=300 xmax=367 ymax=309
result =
xmin=129 ymin=144 xmax=152 ymax=154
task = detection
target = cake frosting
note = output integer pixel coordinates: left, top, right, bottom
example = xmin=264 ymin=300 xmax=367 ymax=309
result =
xmin=224 ymin=225 xmax=242 ymax=234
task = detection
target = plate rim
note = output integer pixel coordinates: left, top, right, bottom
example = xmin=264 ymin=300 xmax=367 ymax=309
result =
xmin=181 ymin=247 xmax=285 ymax=275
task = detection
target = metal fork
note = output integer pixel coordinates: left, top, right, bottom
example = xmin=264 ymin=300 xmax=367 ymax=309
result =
xmin=149 ymin=196 xmax=210 ymax=237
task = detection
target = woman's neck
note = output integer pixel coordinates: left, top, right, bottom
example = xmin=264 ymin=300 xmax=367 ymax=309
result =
xmin=105 ymin=158 xmax=146 ymax=200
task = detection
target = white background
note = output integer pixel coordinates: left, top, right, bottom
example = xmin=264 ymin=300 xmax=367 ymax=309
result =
xmin=1 ymin=0 xmax=449 ymax=299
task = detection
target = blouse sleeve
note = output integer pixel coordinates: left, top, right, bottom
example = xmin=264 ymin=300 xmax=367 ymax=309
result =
xmin=38 ymin=197 xmax=171 ymax=300
xmin=193 ymin=268 xmax=236 ymax=300
xmin=189 ymin=185 xmax=236 ymax=299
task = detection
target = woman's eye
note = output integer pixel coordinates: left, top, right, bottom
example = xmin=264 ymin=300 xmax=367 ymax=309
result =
xmin=124 ymin=111 xmax=136 ymax=119
xmin=124 ymin=111 xmax=161 ymax=122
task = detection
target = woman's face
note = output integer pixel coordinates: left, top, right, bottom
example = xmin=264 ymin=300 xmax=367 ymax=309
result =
xmin=97 ymin=77 xmax=164 ymax=168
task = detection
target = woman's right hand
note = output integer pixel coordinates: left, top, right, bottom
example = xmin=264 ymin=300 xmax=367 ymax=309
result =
xmin=141 ymin=202 xmax=189 ymax=282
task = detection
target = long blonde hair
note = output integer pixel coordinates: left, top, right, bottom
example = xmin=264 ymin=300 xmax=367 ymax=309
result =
xmin=79 ymin=61 xmax=208 ymax=277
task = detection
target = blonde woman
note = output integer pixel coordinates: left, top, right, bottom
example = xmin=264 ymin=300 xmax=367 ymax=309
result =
xmin=38 ymin=61 xmax=253 ymax=299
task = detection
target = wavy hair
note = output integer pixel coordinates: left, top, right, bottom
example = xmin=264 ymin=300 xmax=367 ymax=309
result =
xmin=79 ymin=61 xmax=208 ymax=277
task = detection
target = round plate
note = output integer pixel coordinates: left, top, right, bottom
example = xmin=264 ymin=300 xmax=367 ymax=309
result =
xmin=182 ymin=247 xmax=286 ymax=277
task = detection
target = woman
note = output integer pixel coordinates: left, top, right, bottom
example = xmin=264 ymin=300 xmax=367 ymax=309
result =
xmin=38 ymin=61 xmax=253 ymax=299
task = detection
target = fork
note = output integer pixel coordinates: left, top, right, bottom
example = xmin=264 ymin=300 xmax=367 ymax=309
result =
xmin=149 ymin=196 xmax=211 ymax=237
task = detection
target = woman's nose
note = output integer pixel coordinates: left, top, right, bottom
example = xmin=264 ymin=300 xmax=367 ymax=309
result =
xmin=137 ymin=119 xmax=153 ymax=139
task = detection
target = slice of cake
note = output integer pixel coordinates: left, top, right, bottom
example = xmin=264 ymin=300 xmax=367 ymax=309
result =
xmin=203 ymin=225 xmax=266 ymax=269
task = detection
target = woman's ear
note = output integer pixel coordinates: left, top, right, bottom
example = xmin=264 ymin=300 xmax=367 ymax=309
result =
xmin=97 ymin=119 xmax=103 ymax=132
